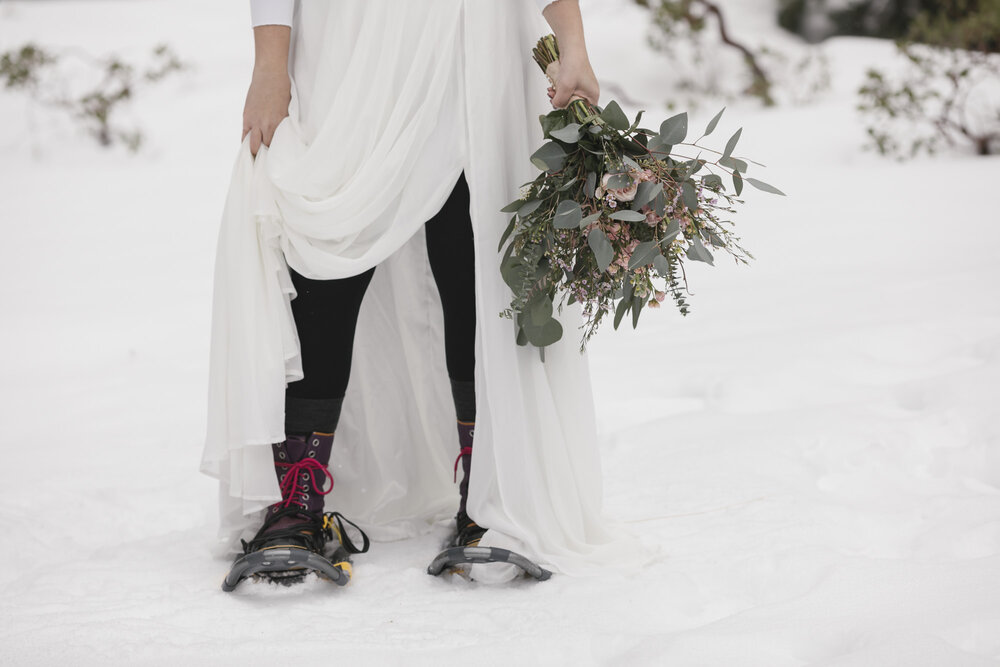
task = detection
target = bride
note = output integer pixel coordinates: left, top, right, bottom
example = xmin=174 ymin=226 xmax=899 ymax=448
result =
xmin=202 ymin=0 xmax=656 ymax=587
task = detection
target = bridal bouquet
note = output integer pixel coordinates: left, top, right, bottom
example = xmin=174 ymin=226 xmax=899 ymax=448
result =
xmin=498 ymin=35 xmax=785 ymax=357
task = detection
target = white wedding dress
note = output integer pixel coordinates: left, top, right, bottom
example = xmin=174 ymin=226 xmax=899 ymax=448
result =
xmin=200 ymin=0 xmax=658 ymax=581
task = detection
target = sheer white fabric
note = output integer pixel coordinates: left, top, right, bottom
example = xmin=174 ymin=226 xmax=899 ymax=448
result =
xmin=204 ymin=0 xmax=659 ymax=581
xmin=249 ymin=0 xmax=560 ymax=26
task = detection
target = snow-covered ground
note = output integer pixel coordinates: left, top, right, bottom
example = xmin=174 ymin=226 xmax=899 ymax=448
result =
xmin=1 ymin=1 xmax=998 ymax=665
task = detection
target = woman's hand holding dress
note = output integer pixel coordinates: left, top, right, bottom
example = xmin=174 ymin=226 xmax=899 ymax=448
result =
xmin=243 ymin=25 xmax=292 ymax=158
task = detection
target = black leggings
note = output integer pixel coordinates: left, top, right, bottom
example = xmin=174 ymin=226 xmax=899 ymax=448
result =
xmin=285 ymin=170 xmax=476 ymax=400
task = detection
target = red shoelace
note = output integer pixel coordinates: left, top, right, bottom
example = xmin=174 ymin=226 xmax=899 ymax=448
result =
xmin=453 ymin=446 xmax=472 ymax=483
xmin=275 ymin=458 xmax=334 ymax=508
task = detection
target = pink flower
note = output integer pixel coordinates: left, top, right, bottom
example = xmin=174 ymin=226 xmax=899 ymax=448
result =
xmin=648 ymin=299 xmax=661 ymax=309
xmin=600 ymin=173 xmax=639 ymax=202
xmin=645 ymin=211 xmax=662 ymax=227
xmin=616 ymin=239 xmax=640 ymax=268
xmin=654 ymin=290 xmax=666 ymax=302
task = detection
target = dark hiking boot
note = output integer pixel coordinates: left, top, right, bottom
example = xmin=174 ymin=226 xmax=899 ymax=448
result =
xmin=221 ymin=432 xmax=370 ymax=591
xmin=428 ymin=420 xmax=553 ymax=581
xmin=451 ymin=420 xmax=486 ymax=548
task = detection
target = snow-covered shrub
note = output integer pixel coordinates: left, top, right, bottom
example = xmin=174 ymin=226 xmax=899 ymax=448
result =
xmin=0 ymin=43 xmax=186 ymax=152
xmin=856 ymin=0 xmax=1000 ymax=157
xmin=633 ymin=0 xmax=777 ymax=105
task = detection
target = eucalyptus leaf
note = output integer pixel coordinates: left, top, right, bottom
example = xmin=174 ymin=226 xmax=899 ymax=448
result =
xmin=605 ymin=172 xmax=632 ymax=190
xmin=681 ymin=181 xmax=699 ymax=211
xmin=686 ymin=235 xmax=715 ymax=266
xmin=609 ymin=209 xmax=647 ymax=222
xmin=585 ymin=171 xmax=597 ymax=199
xmin=647 ymin=134 xmax=672 ymax=156
xmin=631 ymin=292 xmax=645 ymax=329
xmin=722 ymin=127 xmax=742 ymax=160
xmin=659 ymin=112 xmax=688 ymax=144
xmin=587 ymin=228 xmax=614 ymax=272
xmin=517 ymin=199 xmax=542 ymax=218
xmin=515 ymin=325 xmax=528 ymax=346
xmin=600 ymin=100 xmax=630 ymax=131
xmin=613 ymin=296 xmax=630 ymax=330
xmin=550 ymin=122 xmax=583 ymax=143
xmin=626 ymin=109 xmax=646 ymax=133
xmin=719 ymin=155 xmax=748 ymax=173
xmin=745 ymin=177 xmax=786 ymax=196
xmin=627 ymin=241 xmax=660 ymax=270
xmin=652 ymin=190 xmax=667 ymax=217
xmin=580 ymin=211 xmax=602 ymax=228
xmin=528 ymin=294 xmax=553 ymax=323
xmin=556 ymin=175 xmax=579 ymax=191
xmin=653 ymin=253 xmax=670 ymax=277
xmin=702 ymin=174 xmax=723 ymax=190
xmin=501 ymin=199 xmax=524 ymax=213
xmin=553 ymin=200 xmax=583 ymax=229
xmin=632 ymin=181 xmax=663 ymax=209
xmin=500 ymin=254 xmax=525 ymax=288
xmin=530 ymin=141 xmax=567 ymax=172
xmin=524 ymin=318 xmax=563 ymax=347
xmin=732 ymin=170 xmax=744 ymax=195
xmin=704 ymin=106 xmax=725 ymax=136
xmin=661 ymin=219 xmax=680 ymax=245
xmin=622 ymin=155 xmax=641 ymax=172
xmin=497 ymin=215 xmax=516 ymax=252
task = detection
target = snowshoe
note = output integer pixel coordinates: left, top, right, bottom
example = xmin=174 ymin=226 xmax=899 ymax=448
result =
xmin=426 ymin=508 xmax=553 ymax=582
xmin=222 ymin=508 xmax=369 ymax=591
xmin=221 ymin=432 xmax=370 ymax=592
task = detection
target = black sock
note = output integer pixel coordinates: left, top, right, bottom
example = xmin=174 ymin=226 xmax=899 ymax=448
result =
xmin=284 ymin=395 xmax=345 ymax=436
xmin=449 ymin=378 xmax=476 ymax=422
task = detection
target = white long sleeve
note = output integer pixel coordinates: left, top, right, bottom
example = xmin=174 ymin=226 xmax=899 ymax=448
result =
xmin=249 ymin=0 xmax=556 ymax=28
xmin=249 ymin=0 xmax=294 ymax=27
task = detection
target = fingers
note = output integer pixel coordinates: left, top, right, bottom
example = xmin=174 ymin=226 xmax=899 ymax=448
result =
xmin=551 ymin=86 xmax=574 ymax=109
xmin=249 ymin=126 xmax=262 ymax=158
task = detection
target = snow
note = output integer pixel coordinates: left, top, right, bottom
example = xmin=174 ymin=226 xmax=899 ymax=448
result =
xmin=1 ymin=0 xmax=998 ymax=665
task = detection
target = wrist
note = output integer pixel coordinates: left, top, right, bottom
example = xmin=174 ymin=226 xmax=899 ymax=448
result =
xmin=557 ymin=45 xmax=591 ymax=68
xmin=252 ymin=62 xmax=290 ymax=80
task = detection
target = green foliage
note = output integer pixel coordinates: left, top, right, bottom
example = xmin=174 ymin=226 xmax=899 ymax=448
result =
xmin=907 ymin=0 xmax=1000 ymax=52
xmin=778 ymin=0 xmax=1000 ymax=51
xmin=0 ymin=42 xmax=186 ymax=152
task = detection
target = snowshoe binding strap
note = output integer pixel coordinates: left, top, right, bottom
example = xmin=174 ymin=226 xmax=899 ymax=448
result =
xmin=322 ymin=511 xmax=370 ymax=555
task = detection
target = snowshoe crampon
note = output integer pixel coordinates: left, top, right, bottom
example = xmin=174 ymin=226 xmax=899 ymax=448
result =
xmin=222 ymin=509 xmax=369 ymax=592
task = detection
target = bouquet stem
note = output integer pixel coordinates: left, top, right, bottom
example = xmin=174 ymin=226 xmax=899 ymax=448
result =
xmin=532 ymin=34 xmax=596 ymax=123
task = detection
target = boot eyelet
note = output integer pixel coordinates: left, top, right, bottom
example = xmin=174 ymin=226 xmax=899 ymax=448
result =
xmin=302 ymin=493 xmax=310 ymax=500
xmin=278 ymin=452 xmax=286 ymax=459
xmin=312 ymin=439 xmax=320 ymax=447
xmin=308 ymin=451 xmax=315 ymax=458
